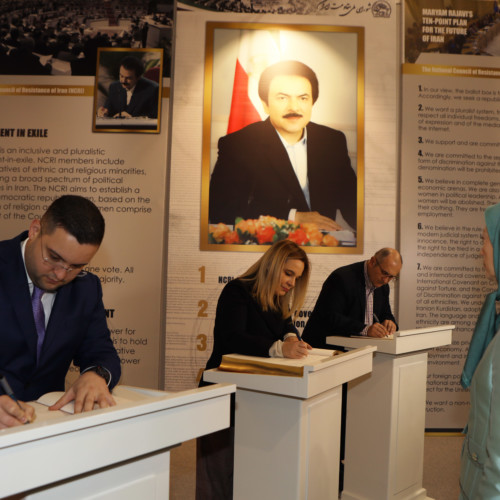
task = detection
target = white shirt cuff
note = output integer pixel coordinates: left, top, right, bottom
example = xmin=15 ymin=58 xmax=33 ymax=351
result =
xmin=269 ymin=340 xmax=284 ymax=358
xmin=269 ymin=333 xmax=300 ymax=358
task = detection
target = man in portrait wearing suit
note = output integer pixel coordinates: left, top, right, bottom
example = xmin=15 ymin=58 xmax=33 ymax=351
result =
xmin=209 ymin=60 xmax=357 ymax=232
xmin=0 ymin=195 xmax=121 ymax=428
xmin=97 ymin=55 xmax=159 ymax=119
xmin=303 ymin=247 xmax=402 ymax=347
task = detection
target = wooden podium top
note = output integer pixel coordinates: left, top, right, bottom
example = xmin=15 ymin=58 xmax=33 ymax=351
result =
xmin=327 ymin=324 xmax=455 ymax=355
xmin=203 ymin=346 xmax=376 ymax=399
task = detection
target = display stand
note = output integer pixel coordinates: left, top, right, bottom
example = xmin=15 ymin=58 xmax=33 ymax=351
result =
xmin=327 ymin=325 xmax=454 ymax=500
xmin=0 ymin=384 xmax=235 ymax=499
xmin=204 ymin=346 xmax=376 ymax=500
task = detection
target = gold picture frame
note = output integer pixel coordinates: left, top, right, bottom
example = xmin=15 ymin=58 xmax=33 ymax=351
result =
xmin=200 ymin=22 xmax=365 ymax=253
xmin=93 ymin=48 xmax=163 ymax=134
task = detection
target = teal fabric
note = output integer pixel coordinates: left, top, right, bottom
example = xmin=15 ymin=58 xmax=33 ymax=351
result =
xmin=461 ymin=202 xmax=500 ymax=389
xmin=459 ymin=331 xmax=500 ymax=499
xmin=459 ymin=202 xmax=500 ymax=499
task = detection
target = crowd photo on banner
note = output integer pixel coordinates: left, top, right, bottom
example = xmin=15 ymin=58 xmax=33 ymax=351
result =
xmin=0 ymin=0 xmax=173 ymax=76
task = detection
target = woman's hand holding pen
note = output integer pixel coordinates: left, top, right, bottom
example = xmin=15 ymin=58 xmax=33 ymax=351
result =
xmin=0 ymin=395 xmax=35 ymax=428
xmin=282 ymin=336 xmax=312 ymax=359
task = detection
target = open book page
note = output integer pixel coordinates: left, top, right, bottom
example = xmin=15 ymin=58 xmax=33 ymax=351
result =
xmin=219 ymin=349 xmax=339 ymax=377
xmin=349 ymin=335 xmax=394 ymax=339
xmin=26 ymin=402 xmax=73 ymax=422
xmin=36 ymin=391 xmax=131 ymax=414
xmin=309 ymin=348 xmax=339 ymax=357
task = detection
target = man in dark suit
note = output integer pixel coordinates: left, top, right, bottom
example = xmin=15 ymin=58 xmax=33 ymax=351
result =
xmin=0 ymin=196 xmax=121 ymax=428
xmin=302 ymin=248 xmax=402 ymax=347
xmin=303 ymin=247 xmax=401 ymax=494
xmin=97 ymin=55 xmax=159 ymax=119
xmin=209 ymin=60 xmax=357 ymax=232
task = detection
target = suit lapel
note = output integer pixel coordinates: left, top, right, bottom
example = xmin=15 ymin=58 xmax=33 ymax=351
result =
xmin=354 ymin=263 xmax=368 ymax=319
xmin=306 ymin=124 xmax=321 ymax=205
xmin=41 ymin=285 xmax=70 ymax=360
xmin=12 ymin=281 xmax=38 ymax=361
xmin=116 ymin=85 xmax=127 ymax=113
xmin=0 ymin=235 xmax=38 ymax=361
xmin=260 ymin=119 xmax=309 ymax=207
xmin=127 ymin=78 xmax=144 ymax=114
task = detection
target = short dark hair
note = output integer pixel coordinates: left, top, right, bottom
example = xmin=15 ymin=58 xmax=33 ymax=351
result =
xmin=258 ymin=60 xmax=319 ymax=105
xmin=41 ymin=195 xmax=105 ymax=245
xmin=120 ymin=55 xmax=144 ymax=78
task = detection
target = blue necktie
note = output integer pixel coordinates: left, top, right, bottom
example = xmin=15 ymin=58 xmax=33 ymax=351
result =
xmin=32 ymin=286 xmax=46 ymax=362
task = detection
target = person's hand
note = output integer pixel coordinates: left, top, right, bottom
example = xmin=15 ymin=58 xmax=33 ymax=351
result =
xmin=295 ymin=211 xmax=343 ymax=231
xmin=97 ymin=106 xmax=109 ymax=117
xmin=112 ymin=111 xmax=132 ymax=118
xmin=49 ymin=372 xmax=115 ymax=414
xmin=0 ymin=395 xmax=35 ymax=428
xmin=282 ymin=336 xmax=312 ymax=358
xmin=382 ymin=319 xmax=397 ymax=335
xmin=367 ymin=323 xmax=390 ymax=338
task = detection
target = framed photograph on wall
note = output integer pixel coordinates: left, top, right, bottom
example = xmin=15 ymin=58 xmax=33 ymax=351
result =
xmin=93 ymin=48 xmax=163 ymax=133
xmin=200 ymin=22 xmax=365 ymax=253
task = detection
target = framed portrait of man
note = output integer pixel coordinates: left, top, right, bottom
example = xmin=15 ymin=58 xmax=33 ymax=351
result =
xmin=200 ymin=22 xmax=365 ymax=253
xmin=93 ymin=48 xmax=163 ymax=133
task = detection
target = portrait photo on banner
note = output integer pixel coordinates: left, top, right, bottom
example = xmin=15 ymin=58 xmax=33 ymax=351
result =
xmin=92 ymin=47 xmax=163 ymax=133
xmin=200 ymin=22 xmax=365 ymax=253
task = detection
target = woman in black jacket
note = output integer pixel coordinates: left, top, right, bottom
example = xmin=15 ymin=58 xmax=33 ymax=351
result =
xmin=197 ymin=239 xmax=311 ymax=500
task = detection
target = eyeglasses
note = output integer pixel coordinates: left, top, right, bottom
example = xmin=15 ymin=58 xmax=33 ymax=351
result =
xmin=40 ymin=234 xmax=87 ymax=275
xmin=375 ymin=258 xmax=399 ymax=281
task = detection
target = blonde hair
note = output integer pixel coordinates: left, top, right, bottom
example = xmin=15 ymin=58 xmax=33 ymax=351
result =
xmin=239 ymin=240 xmax=310 ymax=320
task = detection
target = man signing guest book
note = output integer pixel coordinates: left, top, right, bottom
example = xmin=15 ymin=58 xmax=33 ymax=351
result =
xmin=303 ymin=247 xmax=402 ymax=346
xmin=0 ymin=195 xmax=121 ymax=428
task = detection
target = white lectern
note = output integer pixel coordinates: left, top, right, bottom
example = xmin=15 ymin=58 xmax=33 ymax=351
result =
xmin=204 ymin=346 xmax=376 ymax=500
xmin=327 ymin=325 xmax=454 ymax=500
xmin=0 ymin=384 xmax=235 ymax=499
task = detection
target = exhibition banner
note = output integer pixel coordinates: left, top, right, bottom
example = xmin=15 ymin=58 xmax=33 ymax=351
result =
xmin=166 ymin=1 xmax=399 ymax=390
xmin=401 ymin=0 xmax=500 ymax=429
xmin=0 ymin=1 xmax=173 ymax=389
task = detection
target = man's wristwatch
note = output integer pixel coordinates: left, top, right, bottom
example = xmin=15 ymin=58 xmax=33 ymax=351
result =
xmin=84 ymin=366 xmax=111 ymax=386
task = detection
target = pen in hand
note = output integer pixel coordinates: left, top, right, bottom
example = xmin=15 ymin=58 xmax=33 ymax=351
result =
xmin=0 ymin=374 xmax=32 ymax=424
xmin=0 ymin=374 xmax=22 ymax=410
xmin=372 ymin=313 xmax=390 ymax=337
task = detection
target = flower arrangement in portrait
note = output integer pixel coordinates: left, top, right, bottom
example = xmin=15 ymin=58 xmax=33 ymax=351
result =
xmin=209 ymin=216 xmax=340 ymax=246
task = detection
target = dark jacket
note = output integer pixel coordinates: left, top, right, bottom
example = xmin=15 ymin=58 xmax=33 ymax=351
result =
xmin=0 ymin=232 xmax=121 ymax=400
xmin=104 ymin=76 xmax=159 ymax=118
xmin=204 ymin=279 xmax=297 ymax=372
xmin=209 ymin=118 xmax=357 ymax=229
xmin=302 ymin=261 xmax=397 ymax=348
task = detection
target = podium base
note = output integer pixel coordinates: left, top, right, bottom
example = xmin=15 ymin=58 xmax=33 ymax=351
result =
xmin=341 ymin=486 xmax=430 ymax=500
